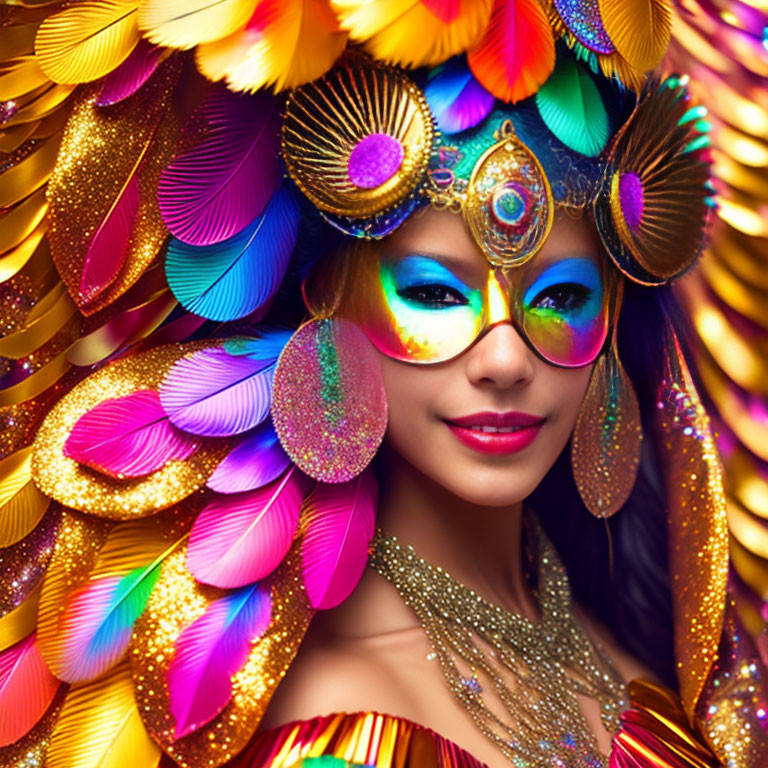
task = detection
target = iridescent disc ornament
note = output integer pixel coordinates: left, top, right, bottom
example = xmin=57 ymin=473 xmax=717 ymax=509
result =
xmin=271 ymin=319 xmax=387 ymax=483
xmin=593 ymin=76 xmax=712 ymax=285
xmin=282 ymin=62 xmax=434 ymax=221
xmin=465 ymin=122 xmax=554 ymax=268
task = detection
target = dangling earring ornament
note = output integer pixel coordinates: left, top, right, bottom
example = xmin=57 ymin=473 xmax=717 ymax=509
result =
xmin=571 ymin=287 xmax=642 ymax=518
xmin=271 ymin=318 xmax=388 ymax=483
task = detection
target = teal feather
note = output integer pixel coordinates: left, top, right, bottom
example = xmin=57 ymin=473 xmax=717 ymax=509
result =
xmin=535 ymin=57 xmax=609 ymax=157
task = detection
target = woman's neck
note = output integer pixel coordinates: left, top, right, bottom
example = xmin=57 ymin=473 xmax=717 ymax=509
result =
xmin=311 ymin=449 xmax=539 ymax=643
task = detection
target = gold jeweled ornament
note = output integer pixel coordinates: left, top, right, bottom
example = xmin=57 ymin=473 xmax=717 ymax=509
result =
xmin=281 ymin=60 xmax=434 ymax=218
xmin=369 ymin=518 xmax=628 ymax=768
xmin=463 ymin=121 xmax=554 ymax=269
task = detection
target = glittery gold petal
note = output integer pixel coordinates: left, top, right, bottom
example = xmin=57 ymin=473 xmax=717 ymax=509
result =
xmin=46 ymin=59 xmax=180 ymax=315
xmin=131 ymin=542 xmax=313 ymax=767
xmin=47 ymin=662 xmax=161 ymax=768
xmin=32 ymin=342 xmax=228 ymax=519
xmin=0 ymin=581 xmax=42 ymax=652
xmin=0 ymin=446 xmax=49 ymax=547
xmin=34 ymin=1 xmax=140 ymax=85
xmin=656 ymin=331 xmax=729 ymax=718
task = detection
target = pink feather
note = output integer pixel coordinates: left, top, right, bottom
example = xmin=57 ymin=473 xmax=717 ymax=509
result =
xmin=158 ymin=89 xmax=282 ymax=246
xmin=168 ymin=583 xmax=272 ymax=740
xmin=0 ymin=634 xmax=60 ymax=747
xmin=63 ymin=389 xmax=199 ymax=478
xmin=301 ymin=471 xmax=378 ymax=610
xmin=187 ymin=468 xmax=305 ymax=588
xmin=97 ymin=40 xmax=166 ymax=107
xmin=159 ymin=346 xmax=274 ymax=437
xmin=78 ymin=172 xmax=139 ymax=304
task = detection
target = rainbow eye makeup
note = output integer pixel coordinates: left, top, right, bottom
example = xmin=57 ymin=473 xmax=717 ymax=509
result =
xmin=352 ymin=253 xmax=611 ymax=367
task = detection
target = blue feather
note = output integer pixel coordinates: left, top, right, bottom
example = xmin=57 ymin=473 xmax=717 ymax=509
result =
xmin=165 ymin=183 xmax=300 ymax=322
xmin=222 ymin=328 xmax=292 ymax=362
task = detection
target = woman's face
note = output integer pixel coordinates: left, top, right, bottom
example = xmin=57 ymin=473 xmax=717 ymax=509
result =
xmin=367 ymin=207 xmax=607 ymax=507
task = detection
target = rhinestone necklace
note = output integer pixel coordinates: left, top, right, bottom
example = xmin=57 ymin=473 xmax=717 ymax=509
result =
xmin=368 ymin=519 xmax=628 ymax=767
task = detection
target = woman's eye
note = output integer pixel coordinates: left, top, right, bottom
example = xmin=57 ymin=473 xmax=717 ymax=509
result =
xmin=529 ymin=282 xmax=592 ymax=312
xmin=396 ymin=283 xmax=469 ymax=307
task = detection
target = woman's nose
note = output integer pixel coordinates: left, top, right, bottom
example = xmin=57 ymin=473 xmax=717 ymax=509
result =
xmin=464 ymin=321 xmax=536 ymax=389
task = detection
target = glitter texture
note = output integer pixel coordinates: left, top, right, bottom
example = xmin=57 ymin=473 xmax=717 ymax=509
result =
xmin=271 ymin=319 xmax=387 ymax=484
xmin=656 ymin=331 xmax=729 ymax=718
xmin=130 ymin=543 xmax=313 ymax=767
xmin=697 ymin=602 xmax=768 ymax=767
xmin=46 ymin=59 xmax=181 ymax=315
xmin=347 ymin=134 xmax=404 ymax=190
xmin=553 ymin=0 xmax=614 ymax=55
xmin=32 ymin=342 xmax=229 ymax=519
xmin=571 ymin=343 xmax=642 ymax=518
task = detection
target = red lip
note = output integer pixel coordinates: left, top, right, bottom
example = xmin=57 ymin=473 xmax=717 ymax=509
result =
xmin=444 ymin=412 xmax=546 ymax=455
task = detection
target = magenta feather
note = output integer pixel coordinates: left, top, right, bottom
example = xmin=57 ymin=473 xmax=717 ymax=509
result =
xmin=0 ymin=634 xmax=60 ymax=747
xmin=301 ymin=471 xmax=378 ymax=610
xmin=168 ymin=583 xmax=272 ymax=740
xmin=159 ymin=346 xmax=274 ymax=437
xmin=187 ymin=468 xmax=304 ymax=588
xmin=207 ymin=420 xmax=290 ymax=494
xmin=63 ymin=389 xmax=199 ymax=478
xmin=96 ymin=40 xmax=166 ymax=107
xmin=425 ymin=56 xmax=495 ymax=134
xmin=78 ymin=172 xmax=139 ymax=304
xmin=158 ymin=89 xmax=282 ymax=246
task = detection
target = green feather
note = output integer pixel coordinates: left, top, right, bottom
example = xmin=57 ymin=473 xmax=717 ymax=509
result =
xmin=535 ymin=58 xmax=609 ymax=157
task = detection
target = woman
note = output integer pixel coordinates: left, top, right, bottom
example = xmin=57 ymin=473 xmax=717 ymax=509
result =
xmin=1 ymin=2 xmax=766 ymax=767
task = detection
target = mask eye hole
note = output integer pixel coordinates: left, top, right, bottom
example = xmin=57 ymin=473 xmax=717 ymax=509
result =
xmin=396 ymin=283 xmax=470 ymax=308
xmin=528 ymin=282 xmax=593 ymax=313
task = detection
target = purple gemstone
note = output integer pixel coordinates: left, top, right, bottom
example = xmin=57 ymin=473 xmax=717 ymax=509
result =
xmin=618 ymin=172 xmax=644 ymax=230
xmin=347 ymin=133 xmax=404 ymax=189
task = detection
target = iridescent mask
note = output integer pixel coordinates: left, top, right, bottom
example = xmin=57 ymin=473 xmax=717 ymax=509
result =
xmin=334 ymin=247 xmax=615 ymax=369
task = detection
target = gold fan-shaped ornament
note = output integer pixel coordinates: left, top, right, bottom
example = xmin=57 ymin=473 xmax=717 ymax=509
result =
xmin=282 ymin=61 xmax=435 ymax=219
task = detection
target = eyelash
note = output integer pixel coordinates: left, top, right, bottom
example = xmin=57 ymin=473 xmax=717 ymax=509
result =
xmin=529 ymin=282 xmax=592 ymax=312
xmin=396 ymin=283 xmax=469 ymax=307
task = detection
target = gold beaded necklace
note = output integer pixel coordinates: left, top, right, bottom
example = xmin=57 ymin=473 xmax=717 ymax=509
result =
xmin=368 ymin=518 xmax=628 ymax=767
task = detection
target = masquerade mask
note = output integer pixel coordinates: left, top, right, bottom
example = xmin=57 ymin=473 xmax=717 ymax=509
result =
xmin=336 ymin=248 xmax=614 ymax=369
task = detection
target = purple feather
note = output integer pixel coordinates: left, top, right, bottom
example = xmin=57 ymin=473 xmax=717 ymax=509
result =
xmin=425 ymin=57 xmax=495 ymax=134
xmin=63 ymin=389 xmax=198 ymax=478
xmin=159 ymin=346 xmax=274 ymax=437
xmin=301 ymin=471 xmax=377 ymax=610
xmin=207 ymin=420 xmax=290 ymax=494
xmin=168 ymin=583 xmax=272 ymax=740
xmin=96 ymin=41 xmax=166 ymax=106
xmin=158 ymin=89 xmax=282 ymax=246
xmin=187 ymin=468 xmax=304 ymax=588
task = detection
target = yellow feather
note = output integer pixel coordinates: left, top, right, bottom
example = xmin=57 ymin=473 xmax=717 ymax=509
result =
xmin=0 ymin=188 xmax=47 ymax=254
xmin=138 ymin=0 xmax=259 ymax=50
xmin=35 ymin=1 xmax=140 ymax=85
xmin=0 ymin=23 xmax=37 ymax=61
xmin=47 ymin=663 xmax=161 ymax=768
xmin=0 ymin=56 xmax=49 ymax=101
xmin=0 ymin=222 xmax=47 ymax=283
xmin=3 ymin=83 xmax=75 ymax=129
xmin=598 ymin=0 xmax=671 ymax=71
xmin=0 ymin=580 xmax=42 ymax=651
xmin=196 ymin=0 xmax=348 ymax=92
xmin=0 ymin=133 xmax=62 ymax=209
xmin=331 ymin=0 xmax=493 ymax=67
xmin=0 ymin=447 xmax=50 ymax=547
